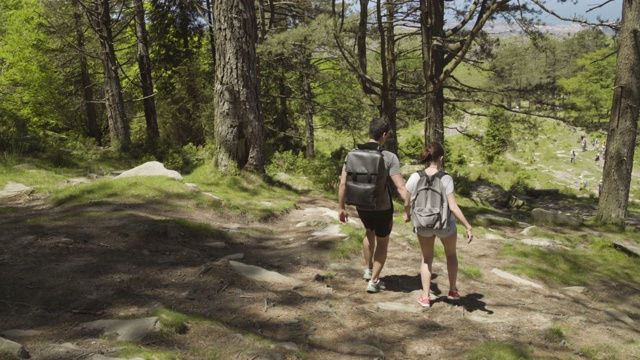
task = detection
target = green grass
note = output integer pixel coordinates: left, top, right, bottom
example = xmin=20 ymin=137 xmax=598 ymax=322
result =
xmin=331 ymin=225 xmax=362 ymax=259
xmin=467 ymin=341 xmax=533 ymax=360
xmin=460 ymin=264 xmax=482 ymax=279
xmin=500 ymin=237 xmax=640 ymax=287
xmin=49 ymin=176 xmax=196 ymax=206
xmin=185 ymin=162 xmax=298 ymax=221
xmin=544 ymin=325 xmax=566 ymax=343
xmin=116 ymin=342 xmax=179 ymax=360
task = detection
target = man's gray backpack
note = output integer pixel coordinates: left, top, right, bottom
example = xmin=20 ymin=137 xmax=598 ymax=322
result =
xmin=344 ymin=144 xmax=386 ymax=209
xmin=410 ymin=171 xmax=450 ymax=230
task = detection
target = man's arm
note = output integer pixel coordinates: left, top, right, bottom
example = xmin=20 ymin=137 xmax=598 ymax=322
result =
xmin=390 ymin=173 xmax=407 ymax=203
xmin=338 ymin=170 xmax=348 ymax=224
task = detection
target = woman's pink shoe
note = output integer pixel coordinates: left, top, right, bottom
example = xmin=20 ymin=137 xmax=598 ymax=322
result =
xmin=417 ymin=294 xmax=431 ymax=308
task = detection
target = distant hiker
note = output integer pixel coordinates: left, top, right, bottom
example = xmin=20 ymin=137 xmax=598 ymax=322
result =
xmin=403 ymin=142 xmax=474 ymax=308
xmin=599 ymin=179 xmax=603 ymax=197
xmin=595 ymin=153 xmax=600 ymax=165
xmin=581 ymin=138 xmax=587 ymax=151
xmin=570 ymin=150 xmax=576 ymax=164
xmin=338 ymin=118 xmax=408 ymax=293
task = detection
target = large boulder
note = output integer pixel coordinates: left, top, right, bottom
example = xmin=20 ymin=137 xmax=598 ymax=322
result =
xmin=0 ymin=337 xmax=30 ymax=358
xmin=115 ymin=161 xmax=182 ymax=181
xmin=531 ymin=208 xmax=583 ymax=229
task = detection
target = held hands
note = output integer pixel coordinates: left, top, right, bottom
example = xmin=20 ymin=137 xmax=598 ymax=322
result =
xmin=403 ymin=213 xmax=411 ymax=223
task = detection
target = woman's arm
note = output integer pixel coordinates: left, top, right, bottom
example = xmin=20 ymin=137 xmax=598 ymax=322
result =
xmin=447 ymin=193 xmax=474 ymax=243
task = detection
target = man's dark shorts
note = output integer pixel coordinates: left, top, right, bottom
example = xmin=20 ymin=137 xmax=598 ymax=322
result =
xmin=357 ymin=207 xmax=394 ymax=238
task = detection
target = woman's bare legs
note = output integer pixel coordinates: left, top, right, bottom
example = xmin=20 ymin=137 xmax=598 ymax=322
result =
xmin=417 ymin=234 xmax=436 ymax=298
xmin=440 ymin=232 xmax=459 ymax=292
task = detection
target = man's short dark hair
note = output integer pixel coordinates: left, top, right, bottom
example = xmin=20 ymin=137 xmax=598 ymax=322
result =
xmin=369 ymin=118 xmax=390 ymax=140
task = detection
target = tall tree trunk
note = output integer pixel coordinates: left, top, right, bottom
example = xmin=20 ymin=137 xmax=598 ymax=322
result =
xmin=205 ymin=0 xmax=215 ymax=66
xmin=420 ymin=0 xmax=445 ymax=145
xmin=93 ymin=0 xmax=130 ymax=152
xmin=379 ymin=0 xmax=398 ymax=154
xmin=213 ymin=0 xmax=265 ymax=174
xmin=301 ymin=52 xmax=315 ymax=158
xmin=74 ymin=0 xmax=101 ymax=145
xmin=133 ymin=0 xmax=159 ymax=152
xmin=595 ymin=0 xmax=640 ymax=225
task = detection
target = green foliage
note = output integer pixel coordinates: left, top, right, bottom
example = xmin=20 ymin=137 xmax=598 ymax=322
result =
xmin=163 ymin=143 xmax=203 ymax=174
xmin=266 ymin=149 xmax=346 ymax=193
xmin=544 ymin=326 xmax=566 ymax=343
xmin=400 ymin=134 xmax=424 ymax=163
xmin=558 ymin=47 xmax=616 ymax=128
xmin=482 ymin=107 xmax=512 ymax=163
xmin=509 ymin=171 xmax=531 ymax=193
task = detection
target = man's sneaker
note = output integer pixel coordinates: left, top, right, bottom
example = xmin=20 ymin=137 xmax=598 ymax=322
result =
xmin=447 ymin=289 xmax=461 ymax=300
xmin=366 ymin=280 xmax=385 ymax=293
xmin=363 ymin=268 xmax=373 ymax=281
xmin=417 ymin=294 xmax=431 ymax=308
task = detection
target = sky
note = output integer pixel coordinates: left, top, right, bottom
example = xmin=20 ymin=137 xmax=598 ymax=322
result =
xmin=445 ymin=0 xmax=622 ymax=26
xmin=538 ymin=0 xmax=622 ymax=24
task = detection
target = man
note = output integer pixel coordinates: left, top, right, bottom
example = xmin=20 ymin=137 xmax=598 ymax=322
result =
xmin=338 ymin=118 xmax=407 ymax=293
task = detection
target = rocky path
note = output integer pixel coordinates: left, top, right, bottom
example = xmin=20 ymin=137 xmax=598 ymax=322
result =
xmin=0 ymin=189 xmax=639 ymax=359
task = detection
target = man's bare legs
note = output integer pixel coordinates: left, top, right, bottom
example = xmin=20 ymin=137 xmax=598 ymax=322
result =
xmin=362 ymin=229 xmax=376 ymax=273
xmin=363 ymin=229 xmax=389 ymax=284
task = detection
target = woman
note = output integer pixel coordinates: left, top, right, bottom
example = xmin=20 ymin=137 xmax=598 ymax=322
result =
xmin=403 ymin=142 xmax=474 ymax=308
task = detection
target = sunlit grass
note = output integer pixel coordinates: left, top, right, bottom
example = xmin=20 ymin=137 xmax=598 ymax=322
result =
xmin=467 ymin=341 xmax=533 ymax=360
xmin=185 ymin=162 xmax=298 ymax=221
xmin=116 ymin=342 xmax=179 ymax=360
xmin=460 ymin=264 xmax=482 ymax=279
xmin=331 ymin=225 xmax=362 ymax=259
xmin=500 ymin=237 xmax=640 ymax=287
xmin=49 ymin=176 xmax=195 ymax=206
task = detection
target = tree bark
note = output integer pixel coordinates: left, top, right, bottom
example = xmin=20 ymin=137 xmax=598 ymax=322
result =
xmin=92 ymin=0 xmax=130 ymax=152
xmin=213 ymin=0 xmax=265 ymax=174
xmin=595 ymin=0 xmax=640 ymax=225
xmin=420 ymin=0 xmax=445 ymax=145
xmin=133 ymin=0 xmax=159 ymax=152
xmin=301 ymin=52 xmax=315 ymax=158
xmin=74 ymin=0 xmax=101 ymax=145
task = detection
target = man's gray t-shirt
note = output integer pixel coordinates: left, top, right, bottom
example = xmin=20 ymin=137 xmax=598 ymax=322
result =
xmin=343 ymin=149 xmax=402 ymax=211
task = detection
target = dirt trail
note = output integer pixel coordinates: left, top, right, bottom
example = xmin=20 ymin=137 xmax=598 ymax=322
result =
xmin=0 ymin=192 xmax=638 ymax=359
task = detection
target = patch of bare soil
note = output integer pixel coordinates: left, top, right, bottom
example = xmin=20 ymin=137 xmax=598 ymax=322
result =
xmin=0 ymin=190 xmax=639 ymax=360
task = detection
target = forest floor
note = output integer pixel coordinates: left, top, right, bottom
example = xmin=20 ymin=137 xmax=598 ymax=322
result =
xmin=0 ymin=179 xmax=639 ymax=360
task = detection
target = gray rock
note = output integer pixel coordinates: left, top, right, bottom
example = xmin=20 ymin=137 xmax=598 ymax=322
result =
xmin=605 ymin=308 xmax=635 ymax=326
xmin=562 ymin=286 xmax=588 ymax=294
xmin=0 ymin=329 xmax=42 ymax=338
xmin=491 ymin=268 xmax=544 ymax=288
xmin=376 ymin=302 xmax=422 ymax=313
xmin=531 ymin=208 xmax=582 ymax=228
xmin=0 ymin=182 xmax=31 ymax=199
xmin=115 ymin=161 xmax=183 ymax=181
xmin=520 ymin=238 xmax=561 ymax=247
xmin=311 ymin=224 xmax=346 ymax=238
xmin=222 ymin=253 xmax=244 ymax=260
xmin=0 ymin=337 xmax=29 ymax=358
xmin=229 ymin=261 xmax=302 ymax=286
xmin=476 ymin=214 xmax=514 ymax=226
xmin=80 ymin=317 xmax=161 ymax=342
